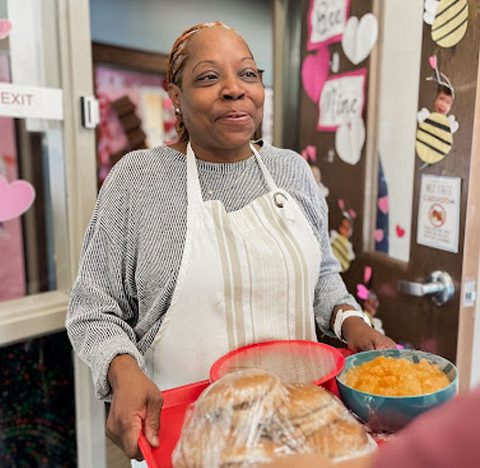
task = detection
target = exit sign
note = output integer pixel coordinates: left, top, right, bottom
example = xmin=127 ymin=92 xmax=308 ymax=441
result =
xmin=0 ymin=83 xmax=63 ymax=120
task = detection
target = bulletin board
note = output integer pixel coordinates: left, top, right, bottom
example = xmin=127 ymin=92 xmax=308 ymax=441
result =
xmin=92 ymin=42 xmax=175 ymax=185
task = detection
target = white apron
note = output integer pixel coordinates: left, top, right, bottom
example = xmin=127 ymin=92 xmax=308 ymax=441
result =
xmin=144 ymin=142 xmax=322 ymax=390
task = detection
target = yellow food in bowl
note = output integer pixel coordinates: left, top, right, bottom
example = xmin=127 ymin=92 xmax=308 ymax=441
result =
xmin=344 ymin=356 xmax=450 ymax=397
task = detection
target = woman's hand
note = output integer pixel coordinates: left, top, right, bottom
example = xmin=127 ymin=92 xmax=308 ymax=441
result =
xmin=343 ymin=317 xmax=396 ymax=352
xmin=106 ymin=354 xmax=163 ymax=460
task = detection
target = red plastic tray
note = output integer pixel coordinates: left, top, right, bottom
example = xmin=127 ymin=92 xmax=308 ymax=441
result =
xmin=138 ymin=379 xmax=209 ymax=468
xmin=139 ymin=346 xmax=353 ymax=467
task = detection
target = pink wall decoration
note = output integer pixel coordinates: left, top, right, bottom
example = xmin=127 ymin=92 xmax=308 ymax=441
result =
xmin=301 ymin=46 xmax=330 ymax=103
xmin=0 ymin=53 xmax=27 ymax=301
xmin=0 ymin=19 xmax=12 ymax=40
xmin=0 ymin=176 xmax=35 ymax=222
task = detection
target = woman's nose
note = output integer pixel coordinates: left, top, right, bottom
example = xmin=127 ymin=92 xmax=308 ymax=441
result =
xmin=221 ymin=75 xmax=245 ymax=100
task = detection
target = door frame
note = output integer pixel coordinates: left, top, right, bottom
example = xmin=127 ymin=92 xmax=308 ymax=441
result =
xmin=0 ymin=0 xmax=105 ymax=466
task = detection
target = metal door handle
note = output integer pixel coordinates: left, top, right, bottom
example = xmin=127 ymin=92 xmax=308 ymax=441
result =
xmin=398 ymin=270 xmax=454 ymax=306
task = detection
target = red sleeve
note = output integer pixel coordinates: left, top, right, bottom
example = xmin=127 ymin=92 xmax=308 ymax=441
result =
xmin=372 ymin=386 xmax=480 ymax=468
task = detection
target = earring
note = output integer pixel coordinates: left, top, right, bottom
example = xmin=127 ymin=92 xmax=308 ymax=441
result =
xmin=175 ymin=107 xmax=181 ymax=116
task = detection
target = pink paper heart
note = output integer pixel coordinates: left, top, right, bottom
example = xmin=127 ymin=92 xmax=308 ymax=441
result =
xmin=356 ymin=284 xmax=370 ymax=301
xmin=0 ymin=176 xmax=36 ymax=222
xmin=301 ymin=145 xmax=317 ymax=163
xmin=429 ymin=55 xmax=437 ymax=70
xmin=378 ymin=196 xmax=389 ymax=214
xmin=396 ymin=224 xmax=406 ymax=238
xmin=0 ymin=19 xmax=12 ymax=40
xmin=301 ymin=47 xmax=330 ymax=103
xmin=364 ymin=266 xmax=372 ymax=284
xmin=374 ymin=229 xmax=384 ymax=242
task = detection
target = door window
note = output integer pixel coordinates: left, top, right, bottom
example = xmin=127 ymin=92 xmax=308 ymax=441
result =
xmin=372 ymin=0 xmax=423 ymax=262
xmin=0 ymin=0 xmax=69 ymax=301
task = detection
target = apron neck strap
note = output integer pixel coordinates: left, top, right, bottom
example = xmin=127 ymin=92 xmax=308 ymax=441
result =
xmin=186 ymin=141 xmax=279 ymax=205
xmin=186 ymin=142 xmax=203 ymax=205
xmin=249 ymin=142 xmax=278 ymax=192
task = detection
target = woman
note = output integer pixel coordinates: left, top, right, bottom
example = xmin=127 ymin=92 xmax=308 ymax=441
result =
xmin=66 ymin=22 xmax=395 ymax=461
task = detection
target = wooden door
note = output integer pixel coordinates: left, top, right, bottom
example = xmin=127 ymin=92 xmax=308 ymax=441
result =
xmin=287 ymin=0 xmax=480 ymax=391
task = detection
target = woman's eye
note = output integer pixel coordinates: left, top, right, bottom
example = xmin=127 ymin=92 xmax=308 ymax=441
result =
xmin=242 ymin=70 xmax=259 ymax=79
xmin=197 ymin=73 xmax=218 ymax=82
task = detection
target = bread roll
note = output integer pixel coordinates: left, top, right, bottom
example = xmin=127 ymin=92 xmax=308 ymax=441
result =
xmin=285 ymin=383 xmax=370 ymax=459
xmin=308 ymin=419 xmax=369 ymax=459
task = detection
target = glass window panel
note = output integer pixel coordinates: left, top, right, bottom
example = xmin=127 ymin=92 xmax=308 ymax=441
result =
xmin=373 ymin=0 xmax=423 ymax=262
xmin=0 ymin=0 xmax=69 ymax=301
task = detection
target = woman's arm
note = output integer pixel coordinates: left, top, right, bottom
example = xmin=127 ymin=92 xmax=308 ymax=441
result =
xmin=66 ymin=161 xmax=144 ymax=401
xmin=305 ymin=178 xmax=394 ymax=349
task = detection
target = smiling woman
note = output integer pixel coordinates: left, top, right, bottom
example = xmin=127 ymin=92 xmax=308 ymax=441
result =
xmin=167 ymin=22 xmax=265 ymax=161
xmin=66 ymin=21 xmax=395 ymax=465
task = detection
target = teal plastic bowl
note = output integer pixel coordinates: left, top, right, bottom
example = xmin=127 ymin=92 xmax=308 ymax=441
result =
xmin=336 ymin=349 xmax=458 ymax=433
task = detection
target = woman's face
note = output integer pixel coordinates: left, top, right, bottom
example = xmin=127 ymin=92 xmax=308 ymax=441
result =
xmin=170 ymin=28 xmax=265 ymax=156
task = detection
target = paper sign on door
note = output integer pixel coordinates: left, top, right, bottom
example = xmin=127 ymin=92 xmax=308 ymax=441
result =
xmin=417 ymin=175 xmax=461 ymax=253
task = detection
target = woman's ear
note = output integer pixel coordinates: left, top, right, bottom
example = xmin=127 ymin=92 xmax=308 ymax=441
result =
xmin=168 ymin=83 xmax=181 ymax=108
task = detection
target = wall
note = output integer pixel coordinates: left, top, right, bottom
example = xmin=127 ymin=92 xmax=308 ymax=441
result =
xmin=89 ymin=0 xmax=273 ymax=86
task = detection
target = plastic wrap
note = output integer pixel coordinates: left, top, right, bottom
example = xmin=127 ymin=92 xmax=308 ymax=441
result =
xmin=172 ymin=369 xmax=375 ymax=467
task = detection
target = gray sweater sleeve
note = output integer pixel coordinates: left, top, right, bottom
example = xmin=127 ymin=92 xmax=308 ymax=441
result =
xmin=311 ymin=191 xmax=361 ymax=336
xmin=66 ymin=164 xmax=145 ymax=401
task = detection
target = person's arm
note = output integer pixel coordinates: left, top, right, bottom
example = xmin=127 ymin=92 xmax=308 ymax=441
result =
xmin=305 ymin=178 xmax=395 ymax=350
xmin=107 ymin=355 xmax=163 ymax=460
xmin=66 ymin=161 xmax=144 ymax=401
xmin=66 ymin=157 xmax=163 ymax=458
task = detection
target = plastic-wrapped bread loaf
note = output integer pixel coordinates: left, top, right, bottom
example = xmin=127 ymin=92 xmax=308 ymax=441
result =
xmin=172 ymin=369 xmax=374 ymax=467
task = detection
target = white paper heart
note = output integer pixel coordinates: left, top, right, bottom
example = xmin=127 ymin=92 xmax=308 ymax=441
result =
xmin=342 ymin=14 xmax=378 ymax=65
xmin=335 ymin=117 xmax=365 ymax=165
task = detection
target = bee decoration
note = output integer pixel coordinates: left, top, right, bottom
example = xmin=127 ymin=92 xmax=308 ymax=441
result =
xmin=416 ymin=55 xmax=458 ymax=167
xmin=330 ymin=199 xmax=357 ymax=273
xmin=424 ymin=0 xmax=469 ymax=48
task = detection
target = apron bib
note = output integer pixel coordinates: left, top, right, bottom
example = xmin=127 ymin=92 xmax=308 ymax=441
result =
xmin=145 ymin=142 xmax=322 ymax=390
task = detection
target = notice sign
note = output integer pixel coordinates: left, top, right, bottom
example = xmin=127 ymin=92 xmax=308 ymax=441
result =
xmin=0 ymin=83 xmax=63 ymax=120
xmin=318 ymin=69 xmax=367 ymax=131
xmin=417 ymin=175 xmax=461 ymax=253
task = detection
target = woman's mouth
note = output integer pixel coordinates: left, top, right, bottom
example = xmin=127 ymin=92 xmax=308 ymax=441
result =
xmin=217 ymin=111 xmax=251 ymax=123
